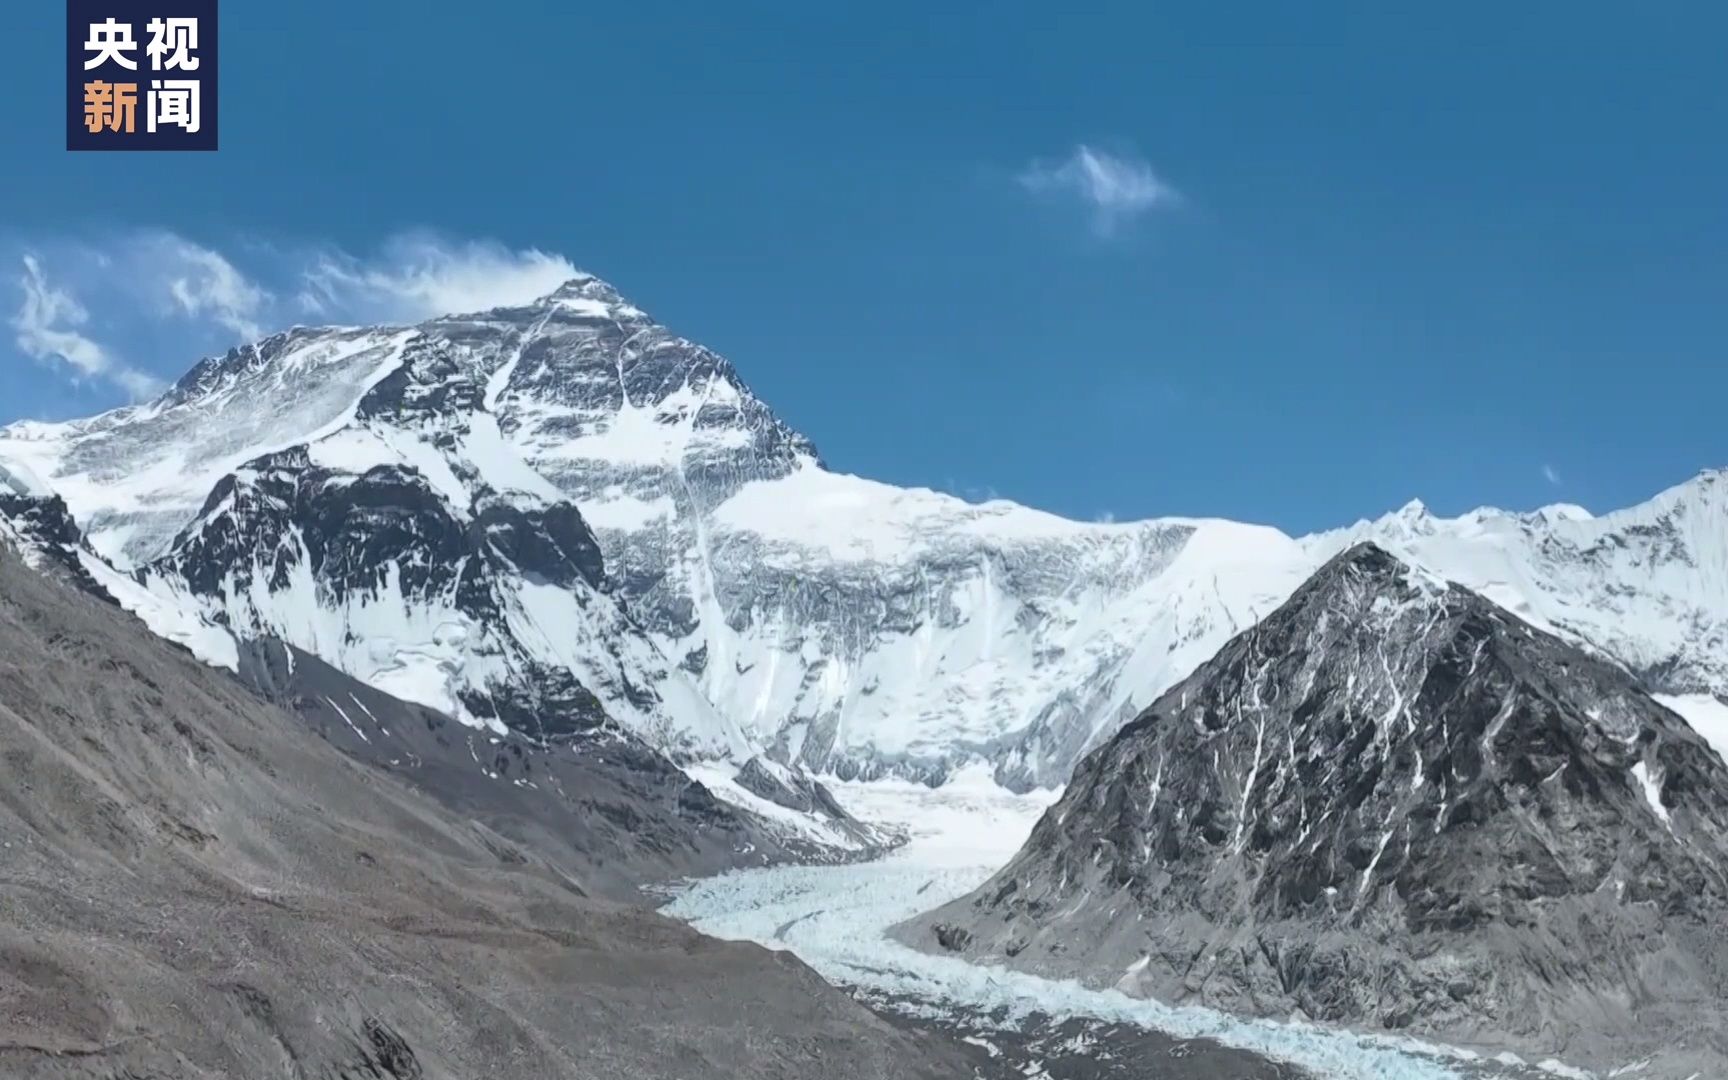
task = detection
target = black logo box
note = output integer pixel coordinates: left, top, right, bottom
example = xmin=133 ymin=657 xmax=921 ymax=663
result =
xmin=66 ymin=0 xmax=218 ymax=151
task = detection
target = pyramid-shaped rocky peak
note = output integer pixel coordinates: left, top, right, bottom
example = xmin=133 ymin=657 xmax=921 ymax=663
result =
xmin=908 ymin=542 xmax=1728 ymax=1072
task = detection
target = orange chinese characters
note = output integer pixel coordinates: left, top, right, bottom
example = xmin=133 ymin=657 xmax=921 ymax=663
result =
xmin=83 ymin=81 xmax=138 ymax=134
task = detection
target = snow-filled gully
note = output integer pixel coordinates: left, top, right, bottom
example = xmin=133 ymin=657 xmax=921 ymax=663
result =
xmin=664 ymin=770 xmax=1592 ymax=1080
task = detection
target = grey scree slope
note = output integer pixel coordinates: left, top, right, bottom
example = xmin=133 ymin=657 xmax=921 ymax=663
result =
xmin=231 ymin=637 xmax=883 ymax=903
xmin=0 ymin=549 xmax=974 ymax=1080
xmin=902 ymin=543 xmax=1728 ymax=1078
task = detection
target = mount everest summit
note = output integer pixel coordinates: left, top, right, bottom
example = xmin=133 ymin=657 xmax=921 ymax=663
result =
xmin=2 ymin=275 xmax=1726 ymax=791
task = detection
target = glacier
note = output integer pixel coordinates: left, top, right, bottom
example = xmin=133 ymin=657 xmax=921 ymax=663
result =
xmin=665 ymin=771 xmax=1578 ymax=1080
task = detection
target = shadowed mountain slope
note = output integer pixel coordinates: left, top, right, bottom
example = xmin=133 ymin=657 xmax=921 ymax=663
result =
xmin=0 ymin=549 xmax=971 ymax=1080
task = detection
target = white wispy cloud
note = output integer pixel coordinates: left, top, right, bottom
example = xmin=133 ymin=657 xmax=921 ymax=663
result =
xmin=1542 ymin=464 xmax=1562 ymax=486
xmin=297 ymin=234 xmax=580 ymax=324
xmin=1018 ymin=145 xmax=1179 ymax=236
xmin=10 ymin=254 xmax=164 ymax=400
xmin=147 ymin=232 xmax=270 ymax=340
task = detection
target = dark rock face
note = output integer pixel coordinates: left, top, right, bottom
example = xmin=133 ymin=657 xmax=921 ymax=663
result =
xmin=732 ymin=754 xmax=884 ymax=847
xmin=905 ymin=543 xmax=1728 ymax=1076
xmin=737 ymin=755 xmax=844 ymax=816
xmin=161 ymin=446 xmax=607 ymax=607
xmin=145 ymin=447 xmax=643 ymax=742
xmin=0 ymin=489 xmax=111 ymax=599
xmin=930 ymin=923 xmax=974 ymax=953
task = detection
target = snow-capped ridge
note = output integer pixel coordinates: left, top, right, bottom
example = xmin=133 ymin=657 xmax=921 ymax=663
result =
xmin=3 ymin=266 xmax=1726 ymax=789
xmin=1529 ymin=502 xmax=1593 ymax=525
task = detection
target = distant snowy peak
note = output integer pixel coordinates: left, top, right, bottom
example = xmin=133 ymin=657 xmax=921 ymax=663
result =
xmin=0 ymin=277 xmax=815 ymax=761
xmin=0 ymin=277 xmax=817 ymax=571
xmin=1319 ymin=467 xmax=1728 ymax=702
xmin=2 ymin=271 xmax=1725 ymax=789
xmin=1532 ymin=501 xmax=1594 ymax=524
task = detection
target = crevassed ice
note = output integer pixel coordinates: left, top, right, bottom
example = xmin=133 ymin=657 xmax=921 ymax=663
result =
xmin=665 ymin=775 xmax=1556 ymax=1080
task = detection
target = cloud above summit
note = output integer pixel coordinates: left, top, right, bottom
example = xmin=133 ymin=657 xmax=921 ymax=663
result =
xmin=3 ymin=230 xmax=583 ymax=410
xmin=1017 ymin=145 xmax=1180 ymax=236
xmin=297 ymin=234 xmax=580 ymax=324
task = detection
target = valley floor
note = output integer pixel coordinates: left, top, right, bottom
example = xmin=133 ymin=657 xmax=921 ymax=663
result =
xmin=665 ymin=770 xmax=1607 ymax=1080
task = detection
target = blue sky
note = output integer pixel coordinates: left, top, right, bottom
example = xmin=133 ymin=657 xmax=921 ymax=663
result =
xmin=2 ymin=2 xmax=1724 ymax=533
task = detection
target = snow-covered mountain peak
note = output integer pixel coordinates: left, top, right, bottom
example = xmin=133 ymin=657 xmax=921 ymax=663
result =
xmin=0 ymin=270 xmax=823 ymax=566
xmin=538 ymin=274 xmax=648 ymax=321
xmin=545 ymin=272 xmax=606 ymax=296
xmin=1308 ymin=471 xmax=1728 ymax=713
xmin=0 ymin=276 xmax=804 ymax=760
xmin=1350 ymin=496 xmax=1437 ymax=544
xmin=2 ymin=268 xmax=1725 ymax=789
xmin=1528 ymin=502 xmax=1593 ymax=525
xmin=1393 ymin=496 xmax=1429 ymax=520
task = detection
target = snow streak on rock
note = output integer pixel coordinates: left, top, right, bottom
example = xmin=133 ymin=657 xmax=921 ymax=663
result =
xmin=909 ymin=544 xmax=1728 ymax=1076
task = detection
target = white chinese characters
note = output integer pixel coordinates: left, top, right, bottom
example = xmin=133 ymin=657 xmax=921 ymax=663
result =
xmin=148 ymin=80 xmax=200 ymax=134
xmin=83 ymin=18 xmax=138 ymax=70
xmin=145 ymin=17 xmax=200 ymax=71
xmin=83 ymin=17 xmax=201 ymax=73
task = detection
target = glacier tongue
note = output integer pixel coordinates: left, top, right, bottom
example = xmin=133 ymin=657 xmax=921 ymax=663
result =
xmin=666 ymin=771 xmax=1537 ymax=1080
xmin=2 ymin=274 xmax=1725 ymax=782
